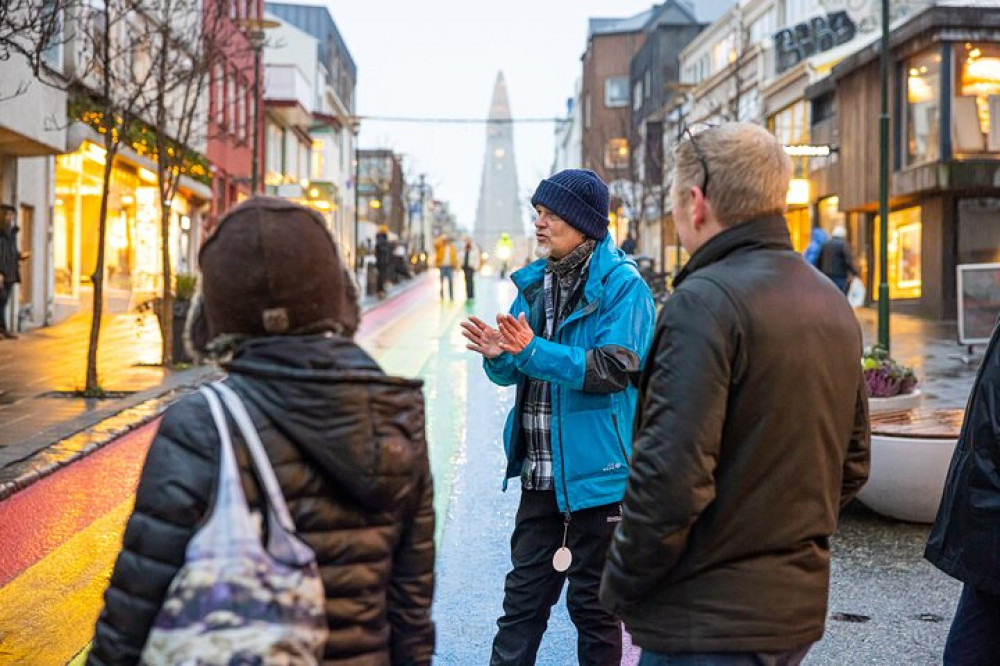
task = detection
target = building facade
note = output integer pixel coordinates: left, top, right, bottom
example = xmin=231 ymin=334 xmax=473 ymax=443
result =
xmin=265 ymin=2 xmax=357 ymax=264
xmin=205 ymin=0 xmax=261 ymax=226
xmin=0 ymin=40 xmax=67 ymax=331
xmin=52 ymin=0 xmax=211 ymax=321
xmin=357 ymin=149 xmax=404 ymax=244
xmin=816 ymin=3 xmax=1000 ymax=319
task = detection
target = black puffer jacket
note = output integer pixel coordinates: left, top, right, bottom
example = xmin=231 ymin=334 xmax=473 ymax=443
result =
xmin=88 ymin=334 xmax=435 ymax=665
xmin=601 ymin=216 xmax=870 ymax=653
xmin=926 ymin=322 xmax=1000 ymax=595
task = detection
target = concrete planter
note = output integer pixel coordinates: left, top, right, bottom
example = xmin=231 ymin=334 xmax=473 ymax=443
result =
xmin=868 ymin=389 xmax=922 ymax=417
xmin=856 ymin=433 xmax=956 ymax=523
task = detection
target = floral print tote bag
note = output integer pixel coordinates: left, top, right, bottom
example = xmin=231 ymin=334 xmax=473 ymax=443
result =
xmin=140 ymin=382 xmax=328 ymax=665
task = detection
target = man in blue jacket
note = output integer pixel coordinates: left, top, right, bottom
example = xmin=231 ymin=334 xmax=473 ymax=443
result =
xmin=461 ymin=169 xmax=655 ymax=666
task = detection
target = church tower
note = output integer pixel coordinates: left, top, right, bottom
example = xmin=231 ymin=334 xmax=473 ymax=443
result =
xmin=473 ymin=72 xmax=525 ymax=255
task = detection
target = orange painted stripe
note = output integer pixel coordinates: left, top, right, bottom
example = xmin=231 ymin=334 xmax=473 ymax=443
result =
xmin=0 ymin=419 xmax=158 ymax=586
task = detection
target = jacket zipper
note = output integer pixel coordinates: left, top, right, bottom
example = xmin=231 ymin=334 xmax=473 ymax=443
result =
xmin=611 ymin=413 xmax=629 ymax=463
xmin=556 ymin=388 xmax=572 ymax=516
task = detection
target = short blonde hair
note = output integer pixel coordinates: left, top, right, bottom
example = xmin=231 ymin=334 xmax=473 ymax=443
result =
xmin=674 ymin=122 xmax=792 ymax=226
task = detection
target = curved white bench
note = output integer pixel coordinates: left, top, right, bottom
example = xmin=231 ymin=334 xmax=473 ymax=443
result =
xmin=855 ymin=409 xmax=962 ymax=524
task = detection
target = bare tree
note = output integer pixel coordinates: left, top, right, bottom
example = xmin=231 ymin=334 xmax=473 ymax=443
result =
xmin=0 ymin=0 xmax=78 ymax=99
xmin=75 ymin=0 xmax=164 ymax=394
xmin=145 ymin=0 xmax=242 ymax=365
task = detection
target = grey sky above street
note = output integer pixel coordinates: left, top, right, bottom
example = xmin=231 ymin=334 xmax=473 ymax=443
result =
xmin=322 ymin=0 xmax=661 ymax=233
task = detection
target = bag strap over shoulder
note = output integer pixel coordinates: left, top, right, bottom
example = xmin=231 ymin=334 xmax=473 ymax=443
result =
xmin=210 ymin=381 xmax=298 ymax=535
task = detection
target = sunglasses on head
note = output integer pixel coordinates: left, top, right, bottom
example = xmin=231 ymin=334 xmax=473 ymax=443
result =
xmin=677 ymin=122 xmax=717 ymax=197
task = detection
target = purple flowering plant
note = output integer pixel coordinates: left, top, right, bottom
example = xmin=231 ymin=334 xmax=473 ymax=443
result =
xmin=862 ymin=345 xmax=918 ymax=398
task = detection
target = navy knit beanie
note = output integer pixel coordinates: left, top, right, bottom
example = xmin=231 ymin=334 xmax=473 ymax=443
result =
xmin=530 ymin=169 xmax=610 ymax=240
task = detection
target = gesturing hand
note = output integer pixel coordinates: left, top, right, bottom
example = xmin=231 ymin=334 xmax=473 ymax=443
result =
xmin=461 ymin=316 xmax=505 ymax=359
xmin=496 ymin=313 xmax=535 ymax=355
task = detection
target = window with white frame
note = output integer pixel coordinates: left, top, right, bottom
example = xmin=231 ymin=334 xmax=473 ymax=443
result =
xmin=228 ymin=67 xmax=237 ymax=136
xmin=236 ymin=81 xmax=245 ymax=142
xmin=605 ymin=76 xmax=629 ymax=108
xmin=215 ymin=62 xmax=225 ymax=127
xmin=711 ymin=36 xmax=734 ymax=74
xmin=40 ymin=0 xmax=63 ymax=70
xmin=749 ymin=8 xmax=777 ymax=46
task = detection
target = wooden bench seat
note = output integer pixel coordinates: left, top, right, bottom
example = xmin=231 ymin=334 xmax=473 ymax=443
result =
xmin=870 ymin=407 xmax=964 ymax=440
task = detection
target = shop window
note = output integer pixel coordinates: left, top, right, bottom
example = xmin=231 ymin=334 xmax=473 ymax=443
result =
xmin=905 ymin=49 xmax=941 ymax=165
xmin=768 ymin=100 xmax=810 ymax=178
xmin=849 ymin=212 xmax=869 ymax=289
xmin=958 ymin=198 xmax=1000 ymax=264
xmin=785 ymin=207 xmax=812 ymax=253
xmin=605 ymin=76 xmax=629 ymax=108
xmin=817 ymin=196 xmax=845 ymax=235
xmin=312 ymin=138 xmax=326 ymax=180
xmin=954 ymin=43 xmax=1000 ymax=155
xmin=873 ymin=206 xmax=922 ymax=300
xmin=605 ymin=138 xmax=629 ymax=171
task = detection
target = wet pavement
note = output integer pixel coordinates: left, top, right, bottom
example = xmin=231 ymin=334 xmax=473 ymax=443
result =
xmin=0 ymin=273 xmax=975 ymax=665
xmin=856 ymin=308 xmax=979 ymax=410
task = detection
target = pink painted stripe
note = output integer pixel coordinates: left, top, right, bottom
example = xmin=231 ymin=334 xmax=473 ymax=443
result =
xmin=0 ymin=420 xmax=159 ymax=586
xmin=357 ymin=277 xmax=435 ymax=338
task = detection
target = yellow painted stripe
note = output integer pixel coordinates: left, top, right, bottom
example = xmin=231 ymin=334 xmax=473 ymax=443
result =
xmin=0 ymin=499 xmax=132 ymax=665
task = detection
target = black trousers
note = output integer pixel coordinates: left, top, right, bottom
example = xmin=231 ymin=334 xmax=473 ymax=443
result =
xmin=463 ymin=266 xmax=475 ymax=300
xmin=0 ymin=282 xmax=10 ymax=332
xmin=491 ymin=490 xmax=622 ymax=666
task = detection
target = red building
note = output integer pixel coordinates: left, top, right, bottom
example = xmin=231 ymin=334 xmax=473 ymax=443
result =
xmin=204 ymin=0 xmax=264 ymax=228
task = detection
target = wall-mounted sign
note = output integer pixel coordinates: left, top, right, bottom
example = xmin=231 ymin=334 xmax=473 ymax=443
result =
xmin=774 ymin=11 xmax=857 ymax=74
xmin=784 ymin=144 xmax=833 ymax=157
xmin=817 ymin=0 xmax=932 ymax=34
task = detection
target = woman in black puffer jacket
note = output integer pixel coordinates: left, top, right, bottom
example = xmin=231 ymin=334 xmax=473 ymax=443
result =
xmin=87 ymin=197 xmax=435 ymax=665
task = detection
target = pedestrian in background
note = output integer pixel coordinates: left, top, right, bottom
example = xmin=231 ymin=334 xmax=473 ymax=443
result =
xmin=462 ymin=237 xmax=479 ymax=301
xmin=620 ymin=232 xmax=636 ymax=256
xmin=0 ymin=204 xmax=24 ymax=339
xmin=926 ymin=321 xmax=1000 ymax=665
xmin=87 ymin=197 xmax=435 ymax=665
xmin=601 ymin=123 xmax=870 ymax=666
xmin=375 ymin=224 xmax=391 ymax=298
xmin=461 ymin=168 xmax=655 ymax=666
xmin=803 ymin=226 xmax=828 ymax=267
xmin=817 ymin=225 xmax=858 ymax=293
xmin=435 ymin=234 xmax=458 ymax=300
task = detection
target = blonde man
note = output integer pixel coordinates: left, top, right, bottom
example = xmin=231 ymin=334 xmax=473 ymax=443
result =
xmin=600 ymin=123 xmax=871 ymax=666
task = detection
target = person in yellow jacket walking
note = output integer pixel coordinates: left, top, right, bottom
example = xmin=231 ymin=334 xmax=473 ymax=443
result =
xmin=434 ymin=235 xmax=459 ymax=300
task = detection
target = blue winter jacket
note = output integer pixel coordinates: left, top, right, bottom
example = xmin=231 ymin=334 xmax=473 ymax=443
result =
xmin=484 ymin=235 xmax=656 ymax=513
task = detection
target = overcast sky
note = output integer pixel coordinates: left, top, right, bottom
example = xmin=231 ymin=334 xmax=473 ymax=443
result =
xmin=320 ymin=0 xmax=660 ymax=233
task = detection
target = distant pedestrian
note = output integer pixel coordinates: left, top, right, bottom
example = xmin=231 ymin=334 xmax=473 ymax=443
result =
xmin=462 ymin=237 xmax=479 ymax=301
xmin=87 ymin=197 xmax=435 ymax=665
xmin=496 ymin=232 xmax=513 ymax=279
xmin=620 ymin=232 xmax=636 ymax=256
xmin=803 ymin=226 xmax=828 ymax=266
xmin=0 ymin=204 xmax=23 ymax=340
xmin=375 ymin=225 xmax=391 ymax=298
xmin=461 ymin=168 xmax=655 ymax=666
xmin=600 ymin=123 xmax=870 ymax=666
xmin=926 ymin=322 xmax=1000 ymax=665
xmin=817 ymin=225 xmax=858 ymax=293
xmin=435 ymin=235 xmax=458 ymax=300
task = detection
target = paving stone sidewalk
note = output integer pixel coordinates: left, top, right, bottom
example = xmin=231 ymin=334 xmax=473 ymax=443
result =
xmin=0 ymin=273 xmax=431 ymax=496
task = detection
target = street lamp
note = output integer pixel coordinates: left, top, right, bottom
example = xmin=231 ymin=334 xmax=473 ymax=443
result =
xmin=237 ymin=17 xmax=280 ymax=196
xmin=877 ymin=0 xmax=891 ymax=352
